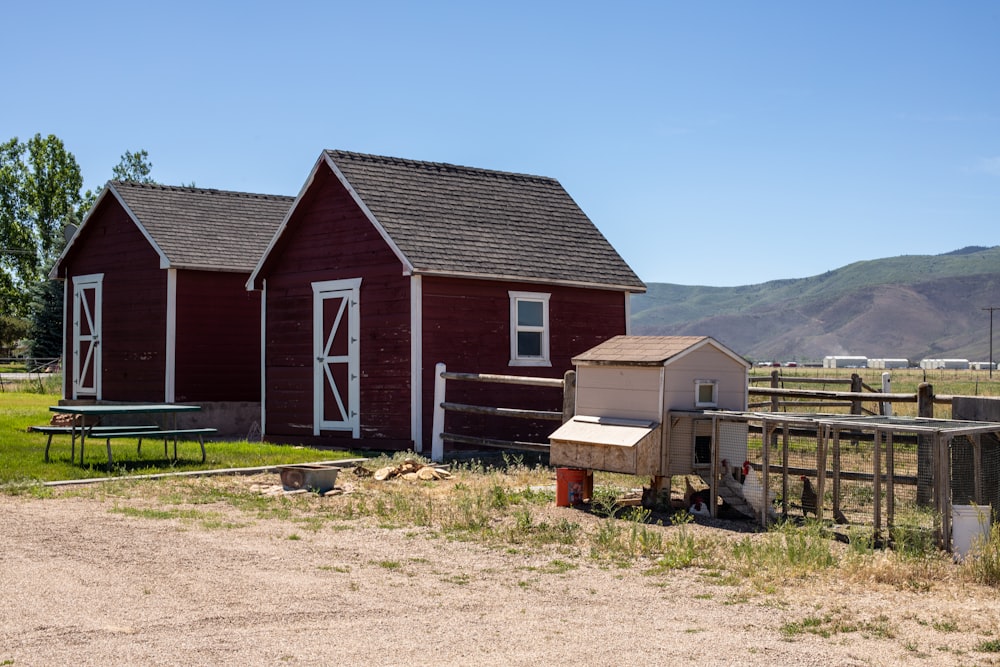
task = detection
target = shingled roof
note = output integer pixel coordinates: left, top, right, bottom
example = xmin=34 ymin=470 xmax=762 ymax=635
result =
xmin=57 ymin=182 xmax=294 ymax=274
xmin=265 ymin=150 xmax=644 ymax=290
xmin=572 ymin=335 xmax=749 ymax=367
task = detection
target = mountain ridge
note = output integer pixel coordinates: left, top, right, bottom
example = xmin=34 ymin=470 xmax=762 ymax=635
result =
xmin=630 ymin=246 xmax=1000 ymax=363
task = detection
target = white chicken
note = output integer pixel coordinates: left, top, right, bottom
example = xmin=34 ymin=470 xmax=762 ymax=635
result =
xmin=741 ymin=460 xmax=775 ymax=520
xmin=688 ymin=498 xmax=712 ymax=517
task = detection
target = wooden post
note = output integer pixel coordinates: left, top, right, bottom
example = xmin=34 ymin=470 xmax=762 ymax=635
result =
xmin=974 ymin=433 xmax=983 ymax=505
xmin=936 ymin=434 xmax=951 ymax=551
xmin=761 ymin=418 xmax=771 ymax=527
xmin=562 ymin=370 xmax=576 ymax=424
xmin=816 ymin=425 xmax=827 ymax=522
xmin=769 ymin=372 xmax=780 ymax=453
xmin=848 ymin=373 xmax=862 ymax=455
xmin=781 ymin=423 xmax=789 ymax=517
xmin=770 ymin=370 xmax=780 ymax=413
xmin=832 ymin=428 xmax=842 ymax=519
xmin=711 ymin=416 xmax=720 ymax=519
xmin=873 ymin=427 xmax=882 ymax=540
xmin=885 ymin=429 xmax=895 ymax=531
xmin=917 ymin=383 xmax=934 ymax=506
xmin=431 ymin=362 xmax=447 ymax=462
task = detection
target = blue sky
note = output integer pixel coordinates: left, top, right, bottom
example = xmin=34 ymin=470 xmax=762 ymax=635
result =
xmin=5 ymin=1 xmax=998 ymax=286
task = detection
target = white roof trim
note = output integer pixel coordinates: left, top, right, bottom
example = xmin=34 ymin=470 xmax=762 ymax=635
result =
xmin=50 ymin=183 xmax=171 ymax=278
xmin=323 ymin=153 xmax=414 ymax=274
xmin=247 ymin=154 xmax=322 ymax=290
xmin=246 ymin=152 xmax=414 ymax=291
xmin=412 ymin=268 xmax=646 ymax=293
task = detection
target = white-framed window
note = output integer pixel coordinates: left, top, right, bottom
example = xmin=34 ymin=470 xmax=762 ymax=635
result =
xmin=694 ymin=379 xmax=718 ymax=408
xmin=509 ymin=291 xmax=550 ymax=366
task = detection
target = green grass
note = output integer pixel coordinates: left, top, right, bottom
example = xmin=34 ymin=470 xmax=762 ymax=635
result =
xmin=0 ymin=390 xmax=360 ymax=487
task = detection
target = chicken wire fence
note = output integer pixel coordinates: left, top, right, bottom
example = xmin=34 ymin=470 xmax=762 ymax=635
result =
xmin=951 ymin=433 xmax=1000 ymax=520
xmin=744 ymin=421 xmax=935 ymax=541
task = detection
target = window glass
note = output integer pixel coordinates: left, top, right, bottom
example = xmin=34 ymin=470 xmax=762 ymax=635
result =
xmin=509 ymin=291 xmax=550 ymax=366
xmin=517 ymin=300 xmax=543 ymax=327
xmin=695 ymin=380 xmax=717 ymax=407
xmin=517 ymin=331 xmax=542 ymax=357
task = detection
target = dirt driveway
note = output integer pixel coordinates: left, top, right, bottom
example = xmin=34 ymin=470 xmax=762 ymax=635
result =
xmin=2 ymin=473 xmax=999 ymax=666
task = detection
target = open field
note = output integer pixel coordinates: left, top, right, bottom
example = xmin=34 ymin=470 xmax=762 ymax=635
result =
xmin=750 ymin=367 xmax=1000 ymax=419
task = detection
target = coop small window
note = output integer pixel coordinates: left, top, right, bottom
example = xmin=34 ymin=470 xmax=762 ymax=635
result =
xmin=509 ymin=291 xmax=550 ymax=367
xmin=694 ymin=380 xmax=718 ymax=407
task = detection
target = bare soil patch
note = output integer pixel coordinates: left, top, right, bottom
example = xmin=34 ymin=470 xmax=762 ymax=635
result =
xmin=2 ymin=473 xmax=999 ymax=666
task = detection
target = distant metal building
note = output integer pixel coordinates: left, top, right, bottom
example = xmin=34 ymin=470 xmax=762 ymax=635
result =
xmin=868 ymin=358 xmax=909 ymax=369
xmin=920 ymin=359 xmax=970 ymax=370
xmin=823 ymin=355 xmax=868 ymax=369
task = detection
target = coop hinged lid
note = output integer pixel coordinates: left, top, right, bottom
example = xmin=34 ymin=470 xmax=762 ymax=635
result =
xmin=549 ymin=415 xmax=659 ymax=448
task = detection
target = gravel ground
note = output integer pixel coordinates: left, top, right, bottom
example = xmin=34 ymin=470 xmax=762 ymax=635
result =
xmin=2 ymin=473 xmax=1000 ymax=666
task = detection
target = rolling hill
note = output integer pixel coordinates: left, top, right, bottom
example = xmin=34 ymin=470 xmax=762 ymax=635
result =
xmin=630 ymin=246 xmax=1000 ymax=364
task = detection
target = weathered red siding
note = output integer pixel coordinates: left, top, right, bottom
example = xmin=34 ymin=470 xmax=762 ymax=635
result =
xmin=261 ymin=166 xmax=412 ymax=444
xmin=420 ymin=277 xmax=628 ymax=446
xmin=57 ymin=196 xmax=167 ymax=401
xmin=174 ymin=270 xmax=261 ymax=402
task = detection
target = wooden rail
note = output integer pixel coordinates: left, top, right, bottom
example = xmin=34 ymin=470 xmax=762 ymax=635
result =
xmin=430 ymin=363 xmax=572 ymax=461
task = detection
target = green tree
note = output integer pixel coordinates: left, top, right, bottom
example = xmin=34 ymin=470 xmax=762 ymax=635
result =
xmin=111 ymin=149 xmax=155 ymax=184
xmin=0 ymin=134 xmax=82 ymax=317
xmin=79 ymin=149 xmax=157 ymax=218
xmin=27 ymin=259 xmax=63 ymax=359
xmin=0 ymin=313 xmax=30 ymax=356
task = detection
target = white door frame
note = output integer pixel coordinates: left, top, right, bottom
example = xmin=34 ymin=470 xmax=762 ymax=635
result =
xmin=312 ymin=278 xmax=362 ymax=437
xmin=72 ymin=273 xmax=104 ymax=399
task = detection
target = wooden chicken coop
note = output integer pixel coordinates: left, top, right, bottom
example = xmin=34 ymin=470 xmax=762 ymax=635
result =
xmin=549 ymin=336 xmax=751 ymax=514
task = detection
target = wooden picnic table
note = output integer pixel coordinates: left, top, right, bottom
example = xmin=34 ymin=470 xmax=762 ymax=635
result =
xmin=48 ymin=404 xmax=204 ymax=466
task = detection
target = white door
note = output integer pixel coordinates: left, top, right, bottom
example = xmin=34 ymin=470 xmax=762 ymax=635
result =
xmin=72 ymin=274 xmax=103 ymax=399
xmin=312 ymin=278 xmax=361 ymax=437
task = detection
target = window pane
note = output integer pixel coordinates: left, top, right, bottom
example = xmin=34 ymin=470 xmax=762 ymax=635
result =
xmin=698 ymin=384 xmax=715 ymax=404
xmin=517 ymin=331 xmax=542 ymax=357
xmin=517 ymin=300 xmax=543 ymax=327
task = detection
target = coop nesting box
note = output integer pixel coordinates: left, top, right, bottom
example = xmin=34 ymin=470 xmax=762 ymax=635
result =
xmin=549 ymin=335 xmax=750 ymax=477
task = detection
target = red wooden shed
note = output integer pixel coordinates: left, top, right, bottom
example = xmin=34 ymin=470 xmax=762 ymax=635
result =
xmin=50 ymin=182 xmax=293 ymax=433
xmin=249 ymin=150 xmax=646 ymax=451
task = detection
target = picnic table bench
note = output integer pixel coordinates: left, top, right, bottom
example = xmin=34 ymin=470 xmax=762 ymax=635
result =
xmin=100 ymin=428 xmax=216 ymax=468
xmin=42 ymin=403 xmax=211 ymax=468
xmin=29 ymin=424 xmax=159 ymax=462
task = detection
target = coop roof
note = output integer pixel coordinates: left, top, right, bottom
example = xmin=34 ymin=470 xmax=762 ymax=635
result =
xmin=250 ymin=150 xmax=646 ymax=291
xmin=572 ymin=335 xmax=749 ymax=368
xmin=54 ymin=181 xmax=294 ymax=276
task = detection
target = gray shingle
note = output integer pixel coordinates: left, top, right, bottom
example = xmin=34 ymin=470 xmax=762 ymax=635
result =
xmin=111 ymin=182 xmax=293 ymax=272
xmin=326 ymin=151 xmax=645 ymax=290
xmin=572 ymin=335 xmax=709 ymax=365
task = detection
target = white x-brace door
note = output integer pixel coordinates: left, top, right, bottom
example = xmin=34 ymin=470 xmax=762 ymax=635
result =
xmin=312 ymin=278 xmax=361 ymax=437
xmin=72 ymin=274 xmax=103 ymax=399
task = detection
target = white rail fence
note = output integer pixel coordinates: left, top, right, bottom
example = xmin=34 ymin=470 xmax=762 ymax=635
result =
xmin=430 ymin=362 xmax=574 ymax=462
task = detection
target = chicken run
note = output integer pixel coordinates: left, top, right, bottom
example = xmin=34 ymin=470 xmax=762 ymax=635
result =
xmin=556 ymin=409 xmax=1000 ymax=552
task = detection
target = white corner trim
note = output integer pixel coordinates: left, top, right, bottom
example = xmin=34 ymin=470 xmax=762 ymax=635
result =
xmin=410 ymin=275 xmax=423 ymax=452
xmin=260 ymin=279 xmax=267 ymax=434
xmin=624 ymin=291 xmax=632 ymax=335
xmin=165 ymin=268 xmax=177 ymax=402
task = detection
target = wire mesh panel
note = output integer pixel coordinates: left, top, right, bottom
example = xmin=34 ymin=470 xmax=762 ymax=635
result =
xmin=951 ymin=433 xmax=1000 ymax=521
xmin=747 ymin=420 xmax=934 ymax=538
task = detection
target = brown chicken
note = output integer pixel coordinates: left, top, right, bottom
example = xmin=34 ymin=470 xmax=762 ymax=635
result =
xmin=799 ymin=475 xmax=818 ymax=517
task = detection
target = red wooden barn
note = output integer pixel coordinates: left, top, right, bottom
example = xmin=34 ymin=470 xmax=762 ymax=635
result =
xmin=50 ymin=182 xmax=293 ymax=433
xmin=248 ymin=150 xmax=646 ymax=452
